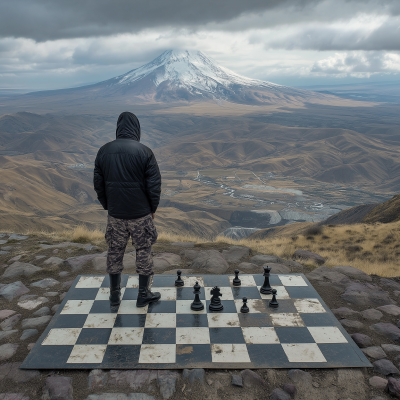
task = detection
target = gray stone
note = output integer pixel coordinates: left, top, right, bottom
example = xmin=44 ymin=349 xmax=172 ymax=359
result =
xmin=237 ymin=262 xmax=259 ymax=272
xmin=190 ymin=250 xmax=229 ymax=274
xmin=380 ymin=278 xmax=400 ymax=291
xmin=21 ymin=315 xmax=51 ymax=329
xmin=333 ymin=265 xmax=372 ymax=281
xmin=35 ymin=255 xmax=46 ymax=260
xmin=0 ymin=331 xmax=18 ymax=342
xmin=153 ymin=253 xmax=181 ymax=271
xmin=0 ymin=251 xmax=9 ymax=255
xmin=361 ymin=308 xmax=383 ymax=320
xmin=182 ymin=368 xmax=205 ymax=384
xmin=373 ymin=359 xmax=400 ymax=376
xmin=59 ymin=293 xmax=67 ymax=301
xmin=108 ymin=370 xmax=157 ymax=389
xmin=85 ymin=395 xmax=155 ymax=400
xmin=44 ymin=292 xmax=58 ymax=297
xmin=264 ymin=263 xmax=291 ymax=274
xmin=222 ymin=246 xmax=250 ymax=263
xmin=350 ymin=333 xmax=373 ymax=348
xmin=44 ymin=257 xmax=64 ymax=266
xmin=240 ymin=369 xmax=266 ymax=388
xmin=63 ymin=254 xmax=99 ymax=271
xmin=386 ymin=377 xmax=400 ymax=398
xmin=182 ymin=249 xmax=199 ymax=261
xmin=31 ymin=278 xmax=60 ymax=289
xmin=332 ymin=307 xmax=360 ymax=319
xmin=20 ymin=329 xmax=38 ymax=341
xmin=283 ymin=383 xmax=296 ymax=399
xmin=62 ymin=281 xmax=74 ymax=290
xmin=0 ymin=314 xmax=21 ymax=331
xmin=88 ymin=370 xmax=108 ymax=390
xmin=0 ymin=310 xmax=16 ymax=320
xmin=342 ymin=282 xmax=395 ymax=306
xmin=18 ymin=296 xmax=48 ymax=310
xmin=293 ymin=249 xmax=325 ymax=265
xmin=361 ymin=346 xmax=387 ymax=359
xmin=306 ymin=266 xmax=351 ymax=291
xmin=250 ymin=254 xmax=283 ymax=265
xmin=157 ymin=370 xmax=178 ymax=399
xmin=2 ymin=262 xmax=42 ymax=279
xmin=33 ymin=307 xmax=50 ymax=317
xmin=340 ymin=319 xmax=364 ymax=329
xmin=287 ymin=369 xmax=312 ymax=384
xmin=395 ymin=291 xmax=400 ymax=297
xmin=162 ymin=269 xmax=194 ymax=275
xmin=270 ymin=388 xmax=291 ymax=400
xmin=369 ymin=376 xmax=388 ymax=389
xmin=382 ymin=344 xmax=400 ymax=355
xmin=8 ymin=255 xmax=22 ymax=262
xmin=0 ymin=343 xmax=18 ymax=361
xmin=1 ymin=246 xmax=13 ymax=251
xmin=171 ymin=242 xmax=195 ymax=247
xmin=58 ymin=271 xmax=69 ymax=277
xmin=231 ymin=374 xmax=243 ymax=387
xmin=52 ymin=304 xmax=60 ymax=313
xmin=377 ymin=305 xmax=400 ymax=316
xmin=0 ymin=394 xmax=29 ymax=400
xmin=8 ymin=234 xmax=28 ymax=240
xmin=42 ymin=376 xmax=73 ymax=400
xmin=370 ymin=397 xmax=387 ymax=400
xmin=0 ymin=362 xmax=39 ymax=382
xmin=370 ymin=323 xmax=400 ymax=344
xmin=0 ymin=240 xmax=7 ymax=245
xmin=40 ymin=241 xmax=85 ymax=249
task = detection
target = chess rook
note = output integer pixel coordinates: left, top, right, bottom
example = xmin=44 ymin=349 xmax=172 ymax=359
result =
xmin=175 ymin=270 xmax=184 ymax=287
xmin=240 ymin=296 xmax=249 ymax=313
xmin=269 ymin=288 xmax=279 ymax=308
xmin=209 ymin=286 xmax=224 ymax=312
xmin=190 ymin=281 xmax=204 ymax=311
xmin=260 ymin=265 xmax=272 ymax=294
xmin=233 ymin=269 xmax=241 ymax=286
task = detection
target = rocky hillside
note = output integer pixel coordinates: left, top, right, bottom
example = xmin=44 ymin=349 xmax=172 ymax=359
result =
xmin=1 ymin=232 xmax=400 ymax=399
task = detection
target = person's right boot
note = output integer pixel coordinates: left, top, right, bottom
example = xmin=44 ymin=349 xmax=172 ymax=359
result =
xmin=136 ymin=274 xmax=161 ymax=307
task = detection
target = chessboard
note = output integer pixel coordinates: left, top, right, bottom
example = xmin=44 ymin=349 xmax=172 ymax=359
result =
xmin=21 ymin=273 xmax=371 ymax=369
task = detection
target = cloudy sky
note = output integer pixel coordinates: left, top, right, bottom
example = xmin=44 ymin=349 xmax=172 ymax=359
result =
xmin=0 ymin=0 xmax=399 ymax=90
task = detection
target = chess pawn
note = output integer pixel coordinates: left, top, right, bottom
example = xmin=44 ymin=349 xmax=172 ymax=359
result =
xmin=233 ymin=269 xmax=241 ymax=286
xmin=191 ymin=281 xmax=204 ymax=311
xmin=240 ymin=297 xmax=249 ymax=313
xmin=269 ymin=288 xmax=279 ymax=308
xmin=260 ymin=266 xmax=272 ymax=295
xmin=175 ymin=270 xmax=184 ymax=287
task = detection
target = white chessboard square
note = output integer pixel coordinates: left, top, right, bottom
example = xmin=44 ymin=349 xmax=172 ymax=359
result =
xmin=282 ymin=343 xmax=327 ymax=363
xmin=211 ymin=344 xmax=251 ymax=363
xmin=139 ymin=344 xmax=176 ymax=363
xmin=67 ymin=345 xmax=107 ymax=364
xmin=61 ymin=300 xmax=94 ymax=314
xmin=176 ymin=300 xmax=207 ymax=314
xmin=294 ymin=298 xmax=326 ymax=313
xmin=108 ymin=328 xmax=144 ymax=345
xmin=205 ymin=286 xmax=234 ymax=301
xmin=207 ymin=313 xmax=240 ymax=328
xmin=242 ymin=327 xmax=280 ymax=344
xmin=75 ymin=276 xmax=105 ymax=288
xmin=229 ymin=275 xmax=256 ymax=287
xmin=83 ymin=313 xmax=117 ymax=329
xmin=42 ymin=328 xmax=81 ymax=346
xmin=145 ymin=313 xmax=176 ymax=328
xmin=118 ymin=300 xmax=148 ymax=314
xmin=152 ymin=288 xmax=176 ymax=301
xmin=270 ymin=313 xmax=305 ymax=327
xmin=126 ymin=276 xmax=139 ymax=288
xmin=182 ymin=276 xmax=205 ymax=287
xmin=307 ymin=327 xmax=348 ymax=343
xmin=278 ymin=275 xmax=308 ymax=287
xmin=234 ymin=299 xmax=267 ymax=314
xmin=95 ymin=287 xmax=126 ymax=301
xmin=257 ymin=286 xmax=290 ymax=300
xmin=176 ymin=327 xmax=211 ymax=344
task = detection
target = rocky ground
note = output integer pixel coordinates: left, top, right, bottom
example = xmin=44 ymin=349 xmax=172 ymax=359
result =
xmin=1 ymin=232 xmax=400 ymax=400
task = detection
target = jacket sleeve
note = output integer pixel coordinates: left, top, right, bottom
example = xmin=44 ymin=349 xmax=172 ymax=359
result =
xmin=93 ymin=152 xmax=108 ymax=210
xmin=145 ymin=150 xmax=162 ymax=213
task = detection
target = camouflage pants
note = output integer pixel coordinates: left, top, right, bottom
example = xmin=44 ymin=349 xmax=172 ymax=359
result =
xmin=105 ymin=214 xmax=158 ymax=276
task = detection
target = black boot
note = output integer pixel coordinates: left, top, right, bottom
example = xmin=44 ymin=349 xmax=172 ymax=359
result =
xmin=136 ymin=274 xmax=161 ymax=307
xmin=109 ymin=273 xmax=121 ymax=306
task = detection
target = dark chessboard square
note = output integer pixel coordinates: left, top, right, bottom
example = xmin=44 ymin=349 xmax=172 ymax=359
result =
xmin=122 ymin=288 xmax=139 ymax=300
xmin=147 ymin=301 xmax=176 ymax=313
xmin=232 ymin=286 xmax=261 ymax=300
xmin=206 ymin=300 xmax=236 ymax=313
xmin=90 ymin=300 xmax=119 ymax=314
xmin=176 ymin=314 xmax=209 ymax=328
xmin=209 ymin=327 xmax=245 ymax=344
xmin=101 ymin=274 xmax=129 ymax=288
xmin=176 ymin=344 xmax=212 ymax=366
xmin=253 ymin=274 xmax=282 ymax=286
xmin=264 ymin=299 xmax=297 ymax=314
xmin=102 ymin=344 xmax=141 ymax=367
xmin=113 ymin=314 xmax=146 ymax=328
xmin=21 ymin=345 xmax=74 ymax=369
xmin=247 ymin=344 xmax=291 ymax=367
xmin=203 ymin=275 xmax=229 ymax=287
xmin=76 ymin=328 xmax=112 ymax=345
xmin=51 ymin=314 xmax=87 ymax=329
xmin=318 ymin=343 xmax=368 ymax=366
xmin=67 ymin=288 xmax=99 ymax=300
xmin=301 ymin=313 xmax=337 ymax=327
xmin=176 ymin=287 xmax=205 ymax=300
xmin=238 ymin=313 xmax=273 ymax=328
xmin=152 ymin=275 xmax=174 ymax=287
xmin=142 ymin=328 xmax=176 ymax=344
xmin=286 ymin=286 xmax=320 ymax=299
xmin=275 ymin=327 xmax=315 ymax=343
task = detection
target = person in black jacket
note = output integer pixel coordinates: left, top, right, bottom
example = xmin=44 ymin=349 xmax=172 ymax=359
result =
xmin=94 ymin=112 xmax=162 ymax=307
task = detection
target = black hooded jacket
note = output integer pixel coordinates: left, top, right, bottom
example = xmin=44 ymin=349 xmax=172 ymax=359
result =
xmin=93 ymin=112 xmax=161 ymax=219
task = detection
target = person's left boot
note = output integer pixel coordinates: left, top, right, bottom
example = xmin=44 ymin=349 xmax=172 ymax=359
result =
xmin=109 ymin=273 xmax=121 ymax=306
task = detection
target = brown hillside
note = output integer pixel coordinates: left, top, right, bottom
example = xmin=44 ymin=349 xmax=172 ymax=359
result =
xmin=363 ymin=193 xmax=400 ymax=223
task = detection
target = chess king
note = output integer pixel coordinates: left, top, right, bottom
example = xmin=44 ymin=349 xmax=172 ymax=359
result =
xmin=94 ymin=112 xmax=162 ymax=307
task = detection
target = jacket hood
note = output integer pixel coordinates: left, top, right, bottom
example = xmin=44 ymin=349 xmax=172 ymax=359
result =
xmin=116 ymin=112 xmax=141 ymax=141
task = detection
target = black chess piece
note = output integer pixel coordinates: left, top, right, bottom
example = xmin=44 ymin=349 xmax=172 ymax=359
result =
xmin=240 ymin=296 xmax=249 ymax=313
xmin=209 ymin=286 xmax=224 ymax=312
xmin=233 ymin=269 xmax=241 ymax=286
xmin=260 ymin=265 xmax=272 ymax=295
xmin=191 ymin=281 xmax=204 ymax=311
xmin=269 ymin=288 xmax=279 ymax=308
xmin=175 ymin=270 xmax=184 ymax=287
